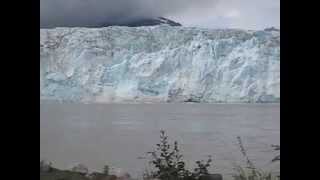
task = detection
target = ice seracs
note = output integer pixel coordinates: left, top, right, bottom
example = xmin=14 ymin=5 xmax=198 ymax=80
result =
xmin=40 ymin=25 xmax=280 ymax=103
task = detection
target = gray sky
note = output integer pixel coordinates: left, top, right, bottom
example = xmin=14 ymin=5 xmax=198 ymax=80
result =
xmin=168 ymin=0 xmax=280 ymax=30
xmin=40 ymin=0 xmax=279 ymax=30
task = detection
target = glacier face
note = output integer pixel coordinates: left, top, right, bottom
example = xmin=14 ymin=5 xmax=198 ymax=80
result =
xmin=40 ymin=25 xmax=280 ymax=103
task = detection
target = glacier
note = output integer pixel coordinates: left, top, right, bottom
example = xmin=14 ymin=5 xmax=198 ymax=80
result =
xmin=40 ymin=25 xmax=280 ymax=103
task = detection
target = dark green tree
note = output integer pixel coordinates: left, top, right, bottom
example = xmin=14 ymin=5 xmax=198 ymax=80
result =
xmin=147 ymin=130 xmax=213 ymax=180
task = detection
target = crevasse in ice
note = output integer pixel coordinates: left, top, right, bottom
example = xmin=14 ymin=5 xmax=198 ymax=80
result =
xmin=40 ymin=25 xmax=280 ymax=103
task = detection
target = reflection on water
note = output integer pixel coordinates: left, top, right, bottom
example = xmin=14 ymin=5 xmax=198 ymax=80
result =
xmin=40 ymin=103 xmax=280 ymax=179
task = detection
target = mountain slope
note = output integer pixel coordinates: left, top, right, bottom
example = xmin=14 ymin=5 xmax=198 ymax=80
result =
xmin=102 ymin=17 xmax=182 ymax=27
xmin=40 ymin=25 xmax=280 ymax=103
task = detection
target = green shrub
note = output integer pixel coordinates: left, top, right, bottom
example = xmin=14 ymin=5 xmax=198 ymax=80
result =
xmin=232 ymin=166 xmax=277 ymax=180
xmin=145 ymin=130 xmax=213 ymax=180
xmin=232 ymin=137 xmax=279 ymax=180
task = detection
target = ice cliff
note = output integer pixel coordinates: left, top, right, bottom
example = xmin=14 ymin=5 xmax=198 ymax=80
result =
xmin=40 ymin=25 xmax=280 ymax=103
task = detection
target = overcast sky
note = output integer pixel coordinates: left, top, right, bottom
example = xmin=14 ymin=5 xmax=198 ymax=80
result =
xmin=40 ymin=0 xmax=279 ymax=30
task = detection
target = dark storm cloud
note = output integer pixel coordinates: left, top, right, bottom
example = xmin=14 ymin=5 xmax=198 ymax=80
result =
xmin=40 ymin=0 xmax=217 ymax=28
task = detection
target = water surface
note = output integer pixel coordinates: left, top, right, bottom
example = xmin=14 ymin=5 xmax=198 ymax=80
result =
xmin=40 ymin=103 xmax=280 ymax=179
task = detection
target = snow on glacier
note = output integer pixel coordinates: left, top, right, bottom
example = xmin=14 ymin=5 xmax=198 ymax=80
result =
xmin=40 ymin=25 xmax=280 ymax=103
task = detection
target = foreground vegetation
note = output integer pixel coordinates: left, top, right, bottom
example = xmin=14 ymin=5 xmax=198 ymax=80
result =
xmin=232 ymin=137 xmax=280 ymax=180
xmin=143 ymin=130 xmax=214 ymax=180
xmin=41 ymin=131 xmax=279 ymax=180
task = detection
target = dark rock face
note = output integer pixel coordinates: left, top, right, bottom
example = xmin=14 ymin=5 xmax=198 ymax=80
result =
xmin=42 ymin=17 xmax=182 ymax=28
xmin=200 ymin=174 xmax=223 ymax=180
xmin=40 ymin=170 xmax=123 ymax=180
xmin=264 ymin=27 xmax=280 ymax=32
xmin=102 ymin=17 xmax=182 ymax=27
xmin=90 ymin=173 xmax=117 ymax=180
xmin=40 ymin=160 xmax=53 ymax=172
